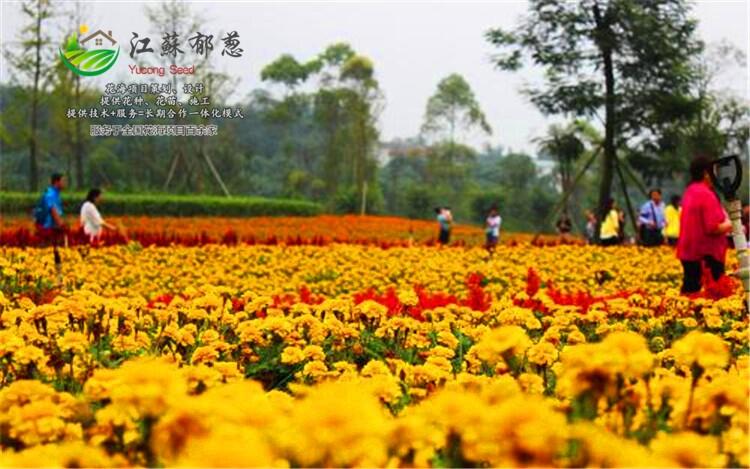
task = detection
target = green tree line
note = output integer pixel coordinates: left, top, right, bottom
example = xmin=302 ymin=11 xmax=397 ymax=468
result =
xmin=1 ymin=0 xmax=747 ymax=234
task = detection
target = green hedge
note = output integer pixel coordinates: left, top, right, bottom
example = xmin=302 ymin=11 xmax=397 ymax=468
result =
xmin=0 ymin=192 xmax=322 ymax=217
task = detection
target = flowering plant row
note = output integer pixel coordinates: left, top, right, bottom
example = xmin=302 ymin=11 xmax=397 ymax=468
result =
xmin=0 ymin=243 xmax=746 ymax=467
xmin=0 ymin=215 xmax=577 ymax=247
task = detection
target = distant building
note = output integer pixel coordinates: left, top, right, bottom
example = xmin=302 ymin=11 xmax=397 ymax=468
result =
xmin=376 ymin=138 xmax=428 ymax=166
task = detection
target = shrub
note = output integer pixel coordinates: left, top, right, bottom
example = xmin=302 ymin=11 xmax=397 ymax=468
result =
xmin=0 ymin=192 xmax=322 ymax=218
xmin=332 ymin=185 xmax=384 ymax=215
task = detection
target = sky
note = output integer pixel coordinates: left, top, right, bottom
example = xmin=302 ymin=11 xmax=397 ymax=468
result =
xmin=1 ymin=0 xmax=748 ymax=154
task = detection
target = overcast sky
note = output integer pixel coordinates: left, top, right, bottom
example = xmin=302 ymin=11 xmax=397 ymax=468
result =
xmin=1 ymin=0 xmax=748 ymax=153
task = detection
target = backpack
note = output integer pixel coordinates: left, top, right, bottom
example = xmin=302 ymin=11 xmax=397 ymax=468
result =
xmin=32 ymin=192 xmax=48 ymax=226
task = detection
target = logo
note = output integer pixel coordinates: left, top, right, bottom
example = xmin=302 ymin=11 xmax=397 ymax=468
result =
xmin=59 ymin=25 xmax=120 ymax=77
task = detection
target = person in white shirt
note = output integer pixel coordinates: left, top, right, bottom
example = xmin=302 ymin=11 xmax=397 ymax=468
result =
xmin=485 ymin=205 xmax=502 ymax=253
xmin=80 ymin=189 xmax=115 ymax=244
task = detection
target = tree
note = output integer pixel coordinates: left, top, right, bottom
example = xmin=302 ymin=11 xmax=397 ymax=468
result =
xmin=421 ymin=74 xmax=491 ymax=152
xmin=50 ymin=0 xmax=88 ymax=189
xmin=339 ymin=54 xmax=382 ymax=200
xmin=261 ymin=54 xmax=317 ymax=94
xmin=258 ymin=44 xmax=382 ymax=209
xmin=536 ymin=121 xmax=587 ymax=213
xmin=311 ymin=43 xmax=356 ymax=198
xmin=497 ymin=152 xmax=538 ymax=192
xmin=4 ymin=0 xmax=55 ymax=191
xmin=487 ymin=0 xmax=703 ymax=239
xmin=145 ymin=0 xmax=211 ymax=192
xmin=624 ymin=41 xmax=749 ymax=189
xmin=261 ymin=53 xmax=319 ymax=194
xmin=691 ymin=40 xmax=749 ymax=154
xmin=419 ymin=74 xmax=490 ymax=207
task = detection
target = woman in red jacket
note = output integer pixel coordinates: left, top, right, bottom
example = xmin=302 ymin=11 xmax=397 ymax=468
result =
xmin=677 ymin=155 xmax=733 ymax=293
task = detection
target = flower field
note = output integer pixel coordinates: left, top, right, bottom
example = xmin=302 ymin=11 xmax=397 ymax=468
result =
xmin=0 ymin=238 xmax=748 ymax=467
xmin=0 ymin=215 xmax=573 ymax=247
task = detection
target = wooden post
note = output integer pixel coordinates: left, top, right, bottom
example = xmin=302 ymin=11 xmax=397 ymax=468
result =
xmin=203 ymin=151 xmax=231 ymax=197
xmin=360 ymin=181 xmax=368 ymax=215
xmin=614 ymin=156 xmax=639 ymax=243
xmin=163 ymin=152 xmax=180 ymax=191
xmin=537 ymin=145 xmax=601 ymax=237
xmin=616 ymin=155 xmax=649 ymax=199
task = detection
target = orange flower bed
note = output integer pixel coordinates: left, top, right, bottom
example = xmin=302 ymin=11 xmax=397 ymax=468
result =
xmin=0 ymin=215 xmax=577 ymax=247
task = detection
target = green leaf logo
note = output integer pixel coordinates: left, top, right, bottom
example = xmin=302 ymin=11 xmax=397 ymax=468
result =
xmin=59 ymin=30 xmax=119 ymax=77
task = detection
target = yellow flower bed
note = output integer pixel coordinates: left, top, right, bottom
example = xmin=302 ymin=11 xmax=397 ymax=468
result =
xmin=0 ymin=244 xmax=747 ymax=467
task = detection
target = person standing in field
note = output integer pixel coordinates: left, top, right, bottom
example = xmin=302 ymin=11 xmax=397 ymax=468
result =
xmin=599 ymin=199 xmax=622 ymax=246
xmin=80 ymin=189 xmax=117 ymax=245
xmin=556 ymin=212 xmax=573 ymax=243
xmin=638 ymin=188 xmax=666 ymax=246
xmin=677 ymin=155 xmax=732 ymax=294
xmin=35 ymin=173 xmax=67 ymax=243
xmin=663 ymin=195 xmax=681 ymax=246
xmin=485 ymin=205 xmax=502 ymax=253
xmin=435 ymin=207 xmax=452 ymax=245
xmin=584 ymin=210 xmax=597 ymax=244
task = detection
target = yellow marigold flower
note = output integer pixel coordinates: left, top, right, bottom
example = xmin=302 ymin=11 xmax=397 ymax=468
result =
xmin=569 ymin=422 xmax=669 ymax=467
xmin=198 ymin=329 xmax=220 ymax=345
xmin=461 ymin=395 xmax=567 ymax=467
xmin=601 ymin=331 xmax=654 ymax=378
xmin=106 ymin=357 xmax=188 ymax=417
xmin=680 ymin=317 xmax=698 ymax=329
xmin=57 ymin=331 xmax=88 ymax=354
xmin=173 ymin=426 xmax=278 ymax=468
xmin=473 ymin=325 xmax=531 ymax=365
xmin=356 ymin=300 xmax=389 ymax=320
xmin=404 ymin=332 xmax=432 ymax=349
xmin=0 ymin=329 xmax=25 ymax=356
xmin=361 ymin=375 xmax=402 ymax=405
xmin=90 ymin=404 xmax=139 ymax=446
xmin=527 ymin=341 xmax=559 ymax=366
xmin=478 ymin=375 xmax=521 ymax=404
xmin=428 ymin=345 xmax=456 ymax=360
xmin=177 ymin=325 xmax=197 ymax=347
xmin=183 ymin=364 xmax=222 ymax=392
xmin=263 ymin=316 xmax=293 ymax=336
xmin=650 ymin=432 xmax=727 ymax=468
xmin=213 ymin=361 xmax=242 ymax=382
xmin=302 ymin=345 xmax=325 ymax=361
xmin=110 ymin=333 xmax=146 ymax=354
xmin=517 ymin=372 xmax=544 ymax=394
xmin=13 ymin=344 xmax=46 ymax=366
xmin=542 ymin=325 xmax=562 ymax=344
xmin=361 ymin=360 xmax=391 ymax=377
xmin=190 ymin=345 xmax=219 ymax=365
xmin=282 ymin=380 xmax=391 ymax=467
xmin=397 ymin=288 xmax=418 ymax=306
xmin=672 ymin=331 xmax=729 ymax=370
xmin=495 ymin=306 xmax=542 ymax=330
xmin=333 ymin=361 xmax=358 ymax=376
xmin=298 ymin=360 xmax=330 ymax=380
xmin=650 ymin=336 xmax=666 ymax=352
xmin=722 ymin=425 xmax=749 ymax=467
xmin=566 ymin=328 xmax=586 ymax=345
xmin=280 ymin=346 xmax=305 ymax=365
xmin=704 ymin=314 xmax=723 ymax=329
xmin=236 ymin=320 xmax=266 ymax=345
xmin=0 ymin=441 xmax=118 ymax=468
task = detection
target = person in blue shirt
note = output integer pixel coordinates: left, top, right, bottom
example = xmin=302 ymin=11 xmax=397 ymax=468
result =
xmin=638 ymin=188 xmax=666 ymax=247
xmin=38 ymin=173 xmax=67 ymax=234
